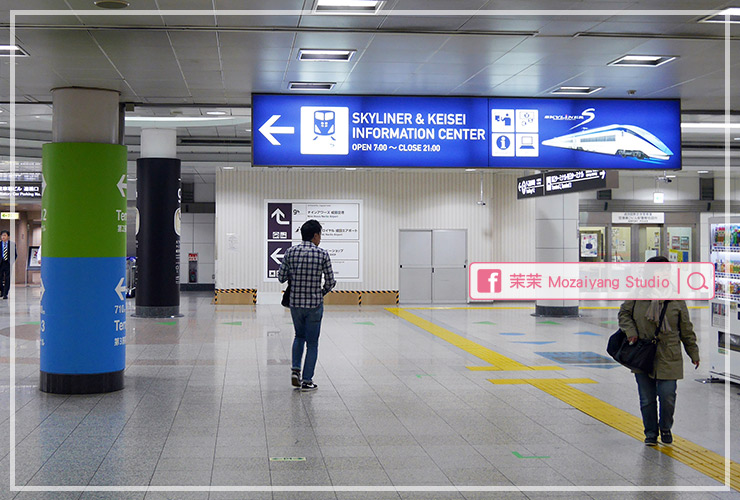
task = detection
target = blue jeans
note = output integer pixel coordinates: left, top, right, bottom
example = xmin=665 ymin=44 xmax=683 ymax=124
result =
xmin=635 ymin=373 xmax=677 ymax=439
xmin=290 ymin=305 xmax=323 ymax=382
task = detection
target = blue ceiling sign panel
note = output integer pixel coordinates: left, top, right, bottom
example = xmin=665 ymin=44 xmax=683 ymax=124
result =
xmin=252 ymin=94 xmax=681 ymax=170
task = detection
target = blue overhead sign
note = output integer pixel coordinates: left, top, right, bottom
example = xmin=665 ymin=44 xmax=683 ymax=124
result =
xmin=252 ymin=94 xmax=680 ymax=170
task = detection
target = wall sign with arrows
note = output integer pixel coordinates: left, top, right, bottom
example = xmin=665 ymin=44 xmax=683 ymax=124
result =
xmin=265 ymin=200 xmax=362 ymax=282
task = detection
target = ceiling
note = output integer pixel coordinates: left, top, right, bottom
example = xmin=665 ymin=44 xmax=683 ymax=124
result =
xmin=0 ymin=1 xmax=739 ymax=184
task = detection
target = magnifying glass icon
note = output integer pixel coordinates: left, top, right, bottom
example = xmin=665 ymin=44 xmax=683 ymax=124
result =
xmin=687 ymin=272 xmax=709 ymax=291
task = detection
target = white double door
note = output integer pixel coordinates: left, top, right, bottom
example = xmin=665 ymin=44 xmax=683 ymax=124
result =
xmin=399 ymin=229 xmax=468 ymax=304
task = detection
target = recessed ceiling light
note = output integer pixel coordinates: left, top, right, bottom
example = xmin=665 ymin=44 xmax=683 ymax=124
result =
xmin=697 ymin=170 xmax=710 ymax=174
xmin=288 ymin=82 xmax=336 ymax=91
xmin=345 ymin=167 xmax=357 ymax=171
xmin=298 ymin=49 xmax=356 ymax=62
xmin=0 ymin=122 xmax=6 ymax=125
xmin=314 ymin=0 xmax=383 ymax=14
xmin=666 ymin=175 xmax=676 ymax=178
xmin=550 ymin=86 xmax=604 ymax=95
xmin=681 ymin=123 xmax=740 ymax=130
xmin=608 ymin=55 xmax=677 ymax=67
xmin=465 ymin=169 xmax=477 ymax=172
xmin=222 ymin=166 xmax=235 ymax=170
xmin=0 ymin=45 xmax=29 ymax=57
xmin=206 ymin=110 xmax=228 ymax=116
xmin=700 ymin=7 xmax=740 ymax=23
xmin=94 ymin=0 xmax=130 ymax=8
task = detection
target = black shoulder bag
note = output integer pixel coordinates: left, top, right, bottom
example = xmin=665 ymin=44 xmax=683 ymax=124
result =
xmin=607 ymin=301 xmax=669 ymax=373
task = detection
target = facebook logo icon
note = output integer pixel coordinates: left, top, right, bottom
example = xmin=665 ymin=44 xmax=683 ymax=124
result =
xmin=477 ymin=269 xmax=502 ymax=294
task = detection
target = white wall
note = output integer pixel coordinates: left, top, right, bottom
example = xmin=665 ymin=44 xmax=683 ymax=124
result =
xmin=180 ymin=212 xmax=215 ymax=284
xmin=216 ymin=169 xmax=535 ymax=292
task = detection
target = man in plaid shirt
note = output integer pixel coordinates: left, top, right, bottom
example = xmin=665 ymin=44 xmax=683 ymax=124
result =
xmin=278 ymin=219 xmax=336 ymax=391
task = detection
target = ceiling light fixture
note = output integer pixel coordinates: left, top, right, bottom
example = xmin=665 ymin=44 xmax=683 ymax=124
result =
xmin=206 ymin=111 xmax=228 ymax=116
xmin=0 ymin=45 xmax=29 ymax=57
xmin=700 ymin=7 xmax=740 ymax=23
xmin=298 ymin=49 xmax=356 ymax=62
xmin=288 ymin=82 xmax=336 ymax=91
xmin=681 ymin=123 xmax=740 ymax=129
xmin=550 ymin=86 xmax=604 ymax=95
xmin=465 ymin=169 xmax=476 ymax=172
xmin=222 ymin=166 xmax=235 ymax=170
xmin=94 ymin=0 xmax=130 ymax=8
xmin=314 ymin=0 xmax=383 ymax=15
xmin=345 ymin=167 xmax=357 ymax=171
xmin=697 ymin=170 xmax=710 ymax=174
xmin=608 ymin=55 xmax=677 ymax=67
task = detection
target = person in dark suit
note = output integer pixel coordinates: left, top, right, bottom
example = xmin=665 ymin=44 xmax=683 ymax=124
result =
xmin=0 ymin=230 xmax=17 ymax=299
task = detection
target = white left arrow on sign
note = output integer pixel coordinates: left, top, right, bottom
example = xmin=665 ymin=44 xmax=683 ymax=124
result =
xmin=115 ymin=278 xmax=127 ymax=301
xmin=259 ymin=115 xmax=295 ymax=146
xmin=117 ymin=175 xmax=127 ymax=197
xmin=270 ymin=247 xmax=285 ymax=265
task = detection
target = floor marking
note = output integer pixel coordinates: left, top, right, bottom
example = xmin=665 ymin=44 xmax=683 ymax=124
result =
xmin=474 ymin=321 xmax=497 ymax=325
xmin=156 ymin=321 xmax=177 ymax=326
xmin=386 ymin=308 xmax=562 ymax=372
xmin=269 ymin=457 xmax=306 ymax=462
xmin=354 ymin=321 xmax=375 ymax=326
xmin=490 ymin=378 xmax=739 ymax=491
xmin=573 ymin=331 xmax=601 ymax=336
xmin=511 ymin=341 xmax=557 ymax=345
xmin=221 ymin=321 xmax=242 ymax=326
xmin=537 ymin=321 xmax=560 ymax=325
xmin=512 ymin=451 xmax=550 ymax=459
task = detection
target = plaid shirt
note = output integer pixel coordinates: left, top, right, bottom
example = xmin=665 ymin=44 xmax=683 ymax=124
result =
xmin=277 ymin=241 xmax=336 ymax=308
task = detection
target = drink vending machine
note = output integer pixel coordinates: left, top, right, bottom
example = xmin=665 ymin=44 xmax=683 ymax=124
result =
xmin=708 ymin=216 xmax=740 ymax=382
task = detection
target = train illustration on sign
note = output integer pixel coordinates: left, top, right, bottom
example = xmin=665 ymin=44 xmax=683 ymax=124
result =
xmin=314 ymin=110 xmax=336 ymax=138
xmin=541 ymin=124 xmax=673 ymax=161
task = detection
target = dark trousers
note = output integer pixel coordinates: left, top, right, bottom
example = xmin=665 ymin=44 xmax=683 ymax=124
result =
xmin=290 ymin=305 xmax=324 ymax=382
xmin=0 ymin=261 xmax=10 ymax=298
xmin=635 ymin=372 xmax=677 ymax=440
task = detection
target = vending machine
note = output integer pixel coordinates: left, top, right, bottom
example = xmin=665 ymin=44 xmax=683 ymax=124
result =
xmin=708 ymin=216 xmax=740 ymax=382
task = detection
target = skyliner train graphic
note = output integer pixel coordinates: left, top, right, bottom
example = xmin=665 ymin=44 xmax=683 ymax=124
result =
xmin=541 ymin=124 xmax=674 ymax=161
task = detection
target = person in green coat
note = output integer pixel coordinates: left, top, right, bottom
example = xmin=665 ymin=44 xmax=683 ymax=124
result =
xmin=618 ymin=256 xmax=700 ymax=446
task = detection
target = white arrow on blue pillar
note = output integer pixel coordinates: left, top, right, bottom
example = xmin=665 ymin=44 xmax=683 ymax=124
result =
xmin=271 ymin=208 xmax=290 ymax=226
xmin=270 ymin=247 xmax=285 ymax=265
xmin=117 ymin=175 xmax=127 ymax=198
xmin=39 ymin=279 xmax=45 ymax=301
xmin=115 ymin=277 xmax=127 ymax=301
xmin=259 ymin=115 xmax=295 ymax=146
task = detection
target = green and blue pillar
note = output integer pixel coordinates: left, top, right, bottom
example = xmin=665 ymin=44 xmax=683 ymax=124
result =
xmin=40 ymin=88 xmax=127 ymax=394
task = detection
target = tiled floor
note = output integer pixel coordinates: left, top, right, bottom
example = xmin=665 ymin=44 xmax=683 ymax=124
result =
xmin=0 ymin=289 xmax=738 ymax=500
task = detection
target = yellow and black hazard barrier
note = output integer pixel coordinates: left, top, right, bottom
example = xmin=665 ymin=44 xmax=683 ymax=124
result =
xmin=214 ymin=288 xmax=257 ymax=305
xmin=323 ymin=290 xmax=399 ymax=306
xmin=360 ymin=290 xmax=399 ymax=306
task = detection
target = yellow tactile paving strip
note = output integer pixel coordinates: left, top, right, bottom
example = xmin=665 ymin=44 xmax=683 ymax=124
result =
xmin=387 ymin=307 xmax=737 ymax=491
xmin=491 ymin=378 xmax=740 ymax=491
xmin=386 ymin=307 xmax=562 ymax=372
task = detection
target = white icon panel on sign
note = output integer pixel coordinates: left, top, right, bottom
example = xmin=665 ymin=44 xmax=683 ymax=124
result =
xmin=516 ymin=110 xmax=538 ymax=133
xmin=490 ymin=109 xmax=515 ymax=133
xmin=491 ymin=134 xmax=515 ymax=157
xmin=515 ymin=134 xmax=539 ymax=157
xmin=300 ymin=107 xmax=349 ymax=155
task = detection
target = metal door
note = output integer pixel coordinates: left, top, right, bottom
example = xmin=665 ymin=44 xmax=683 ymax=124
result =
xmin=399 ymin=230 xmax=432 ymax=303
xmin=432 ymin=229 xmax=467 ymax=303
